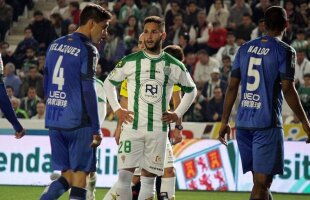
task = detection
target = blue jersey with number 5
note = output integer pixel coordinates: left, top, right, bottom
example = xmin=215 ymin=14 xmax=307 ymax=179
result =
xmin=44 ymin=32 xmax=99 ymax=130
xmin=231 ymin=36 xmax=295 ymax=129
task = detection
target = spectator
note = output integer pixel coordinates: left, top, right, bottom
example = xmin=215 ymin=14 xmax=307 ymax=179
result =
xmin=165 ymin=0 xmax=185 ymax=32
xmin=10 ymin=98 xmax=28 ymax=119
xmin=0 ymin=42 xmax=16 ymax=66
xmin=206 ymin=21 xmax=227 ymax=55
xmin=13 ymin=27 xmax=39 ymax=67
xmin=20 ymin=86 xmax=41 ymax=118
xmin=193 ymin=49 xmax=220 ymax=89
xmin=252 ymin=0 xmax=271 ymax=25
xmin=118 ymin=0 xmax=140 ymax=25
xmin=203 ymin=86 xmax=224 ymax=122
xmin=21 ymin=46 xmax=38 ymax=74
xmin=5 ymin=85 xmax=15 ymax=99
xmin=184 ymin=51 xmax=196 ymax=75
xmin=234 ymin=13 xmax=256 ymax=43
xmin=282 ymin=18 xmax=297 ymax=44
xmin=251 ymin=18 xmax=266 ymax=39
xmin=201 ymin=67 xmax=227 ymax=101
xmin=0 ymin=0 xmax=13 ymax=41
xmin=299 ymin=1 xmax=310 ymax=26
xmin=207 ymin=0 xmax=229 ymax=28
xmin=68 ymin=23 xmax=77 ymax=34
xmin=183 ymin=90 xmax=204 ymax=122
xmin=291 ymin=29 xmax=308 ymax=52
xmin=19 ymin=65 xmax=44 ymax=99
xmin=178 ymin=32 xmax=194 ymax=56
xmin=284 ymin=0 xmax=307 ymax=28
xmin=51 ymin=0 xmax=70 ymax=20
xmin=215 ymin=31 xmax=238 ymax=63
xmin=29 ymin=10 xmax=58 ymax=51
xmin=69 ymin=1 xmax=80 ymax=25
xmin=220 ymin=55 xmax=232 ymax=82
xmin=295 ymin=50 xmax=310 ymax=87
xmin=227 ymin=0 xmax=252 ymax=30
xmin=123 ymin=15 xmax=141 ymax=49
xmin=31 ymin=101 xmax=45 ymax=120
xmin=140 ymin=0 xmax=162 ymax=22
xmin=298 ymin=73 xmax=310 ymax=118
xmin=3 ymin=62 xmax=22 ymax=97
xmin=101 ymin=26 xmax=126 ymax=72
xmin=37 ymin=51 xmax=45 ymax=75
xmin=189 ymin=10 xmax=209 ymax=51
xmin=50 ymin=13 xmax=69 ymax=37
xmin=184 ymin=0 xmax=201 ymax=28
xmin=166 ymin=13 xmax=188 ymax=45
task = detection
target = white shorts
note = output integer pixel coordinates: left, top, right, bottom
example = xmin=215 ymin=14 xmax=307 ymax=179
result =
xmin=117 ymin=129 xmax=168 ymax=176
xmin=133 ymin=140 xmax=174 ymax=176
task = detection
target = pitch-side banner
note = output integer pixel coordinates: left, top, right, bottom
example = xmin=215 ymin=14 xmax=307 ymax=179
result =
xmin=0 ymin=134 xmax=309 ymax=193
xmin=0 ymin=119 xmax=308 ymax=141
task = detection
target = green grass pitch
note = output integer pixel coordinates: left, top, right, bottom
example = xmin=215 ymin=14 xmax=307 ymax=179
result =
xmin=0 ymin=186 xmax=309 ymax=200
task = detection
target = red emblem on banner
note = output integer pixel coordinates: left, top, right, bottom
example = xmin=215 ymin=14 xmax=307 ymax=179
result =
xmin=207 ymin=150 xmax=222 ymax=170
xmin=182 ymin=159 xmax=197 ymax=179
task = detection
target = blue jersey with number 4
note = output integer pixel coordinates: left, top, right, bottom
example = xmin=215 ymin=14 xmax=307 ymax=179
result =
xmin=231 ymin=36 xmax=295 ymax=129
xmin=44 ymin=32 xmax=99 ymax=130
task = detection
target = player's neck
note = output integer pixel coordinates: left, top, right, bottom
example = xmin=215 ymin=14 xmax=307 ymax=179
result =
xmin=266 ymin=31 xmax=283 ymax=39
xmin=75 ymin=28 xmax=90 ymax=39
xmin=144 ymin=48 xmax=162 ymax=56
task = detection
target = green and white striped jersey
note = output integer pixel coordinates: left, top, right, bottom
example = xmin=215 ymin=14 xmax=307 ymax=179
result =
xmin=107 ymin=51 xmax=196 ymax=132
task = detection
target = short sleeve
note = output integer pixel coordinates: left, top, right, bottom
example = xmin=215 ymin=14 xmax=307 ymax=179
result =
xmin=279 ymin=47 xmax=295 ymax=80
xmin=81 ymin=43 xmax=98 ymax=81
xmin=177 ymin=66 xmax=196 ymax=93
xmin=107 ymin=59 xmax=126 ymax=86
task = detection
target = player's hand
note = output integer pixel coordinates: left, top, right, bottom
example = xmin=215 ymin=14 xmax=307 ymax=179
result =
xmin=15 ymin=129 xmax=25 ymax=139
xmin=115 ymin=108 xmax=134 ymax=124
xmin=161 ymin=111 xmax=178 ymax=123
xmin=171 ymin=129 xmax=183 ymax=145
xmin=91 ymin=134 xmax=102 ymax=148
xmin=218 ymin=123 xmax=231 ymax=147
xmin=114 ymin=125 xmax=121 ymax=145
xmin=301 ymin=122 xmax=310 ymax=144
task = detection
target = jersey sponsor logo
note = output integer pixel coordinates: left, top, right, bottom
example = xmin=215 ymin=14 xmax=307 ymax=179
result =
xmin=139 ymin=79 xmax=163 ymax=104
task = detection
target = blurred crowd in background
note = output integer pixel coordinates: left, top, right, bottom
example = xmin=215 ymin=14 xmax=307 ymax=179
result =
xmin=1 ymin=0 xmax=310 ymax=124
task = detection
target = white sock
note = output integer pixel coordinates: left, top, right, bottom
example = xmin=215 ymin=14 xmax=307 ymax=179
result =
xmin=86 ymin=173 xmax=97 ymax=199
xmin=105 ymin=170 xmax=133 ymax=200
xmin=138 ymin=176 xmax=156 ymax=200
xmin=160 ymin=177 xmax=176 ymax=199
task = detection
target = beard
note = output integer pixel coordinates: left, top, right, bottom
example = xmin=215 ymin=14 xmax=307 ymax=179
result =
xmin=145 ymin=38 xmax=161 ymax=52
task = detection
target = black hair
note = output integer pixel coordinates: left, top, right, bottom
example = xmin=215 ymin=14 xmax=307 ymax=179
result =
xmin=264 ymin=6 xmax=287 ymax=32
xmin=79 ymin=3 xmax=112 ymax=26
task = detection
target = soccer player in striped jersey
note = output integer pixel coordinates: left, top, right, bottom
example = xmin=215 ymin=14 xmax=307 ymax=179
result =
xmin=41 ymin=4 xmax=111 ymax=200
xmin=0 ymin=54 xmax=25 ymax=138
xmin=218 ymin=6 xmax=310 ymax=200
xmin=103 ymin=16 xmax=197 ymax=200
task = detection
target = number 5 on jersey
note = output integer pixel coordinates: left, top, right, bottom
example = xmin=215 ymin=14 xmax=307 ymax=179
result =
xmin=247 ymin=57 xmax=262 ymax=91
xmin=53 ymin=56 xmax=65 ymax=91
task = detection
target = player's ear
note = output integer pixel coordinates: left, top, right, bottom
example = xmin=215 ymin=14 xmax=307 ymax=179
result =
xmin=161 ymin=32 xmax=167 ymax=41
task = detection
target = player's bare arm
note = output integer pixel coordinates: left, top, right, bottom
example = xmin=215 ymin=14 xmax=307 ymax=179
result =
xmin=218 ymin=77 xmax=240 ymax=146
xmin=171 ymin=90 xmax=183 ymax=144
xmin=282 ymin=79 xmax=310 ymax=143
xmin=114 ymin=96 xmax=128 ymax=145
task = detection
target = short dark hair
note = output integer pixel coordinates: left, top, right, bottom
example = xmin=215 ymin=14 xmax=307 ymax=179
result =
xmin=264 ymin=6 xmax=287 ymax=32
xmin=6 ymin=85 xmax=14 ymax=91
xmin=164 ymin=45 xmax=184 ymax=61
xmin=79 ymin=4 xmax=112 ymax=26
xmin=144 ymin=16 xmax=165 ymax=32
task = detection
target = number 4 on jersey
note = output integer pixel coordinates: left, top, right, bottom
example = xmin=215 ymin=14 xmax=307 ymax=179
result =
xmin=53 ymin=56 xmax=65 ymax=91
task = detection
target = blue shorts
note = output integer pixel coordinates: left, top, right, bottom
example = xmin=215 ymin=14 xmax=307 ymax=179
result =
xmin=236 ymin=127 xmax=284 ymax=175
xmin=49 ymin=127 xmax=97 ymax=173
